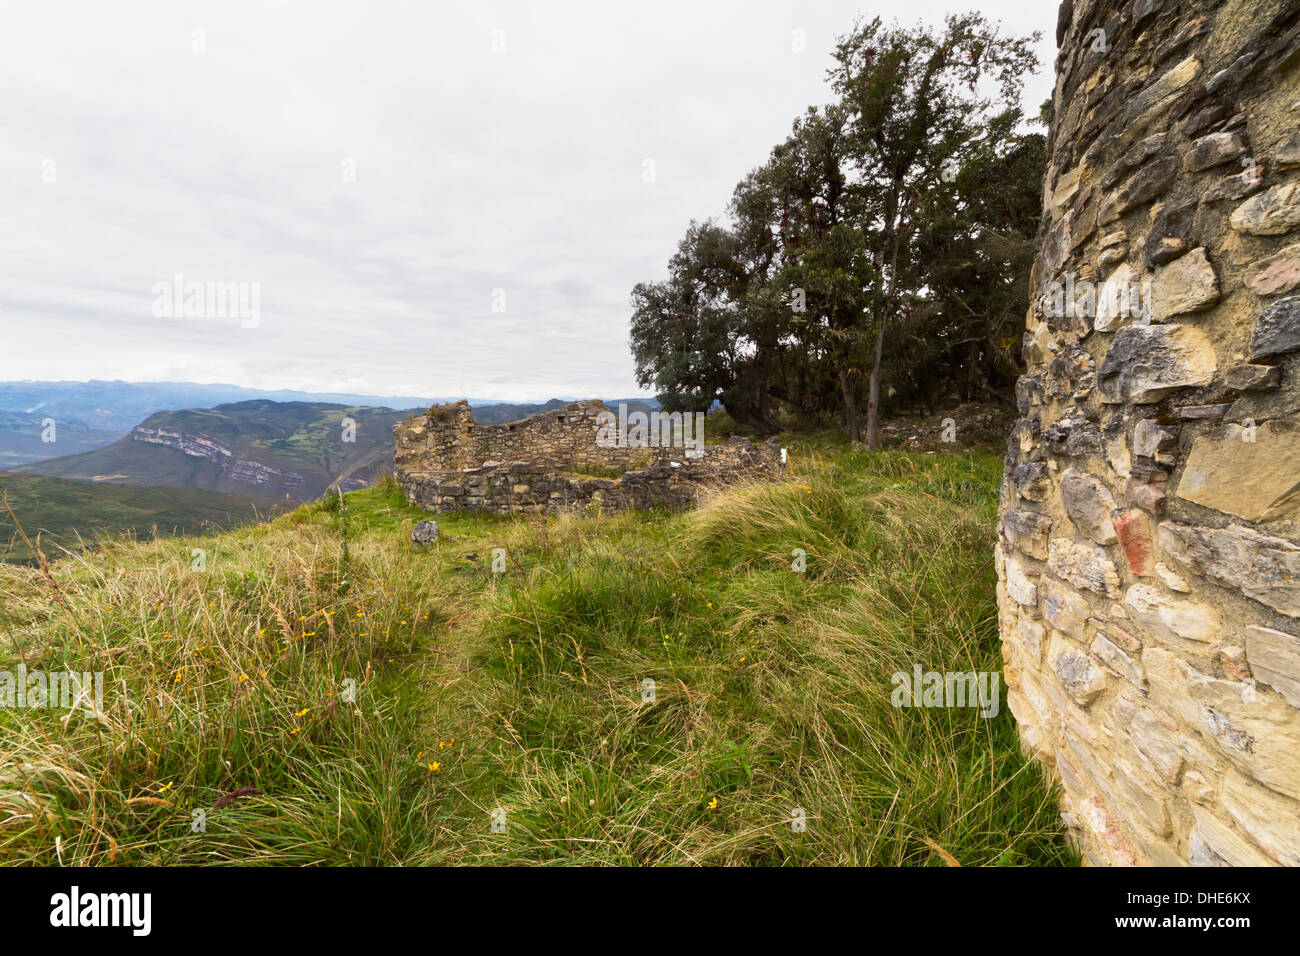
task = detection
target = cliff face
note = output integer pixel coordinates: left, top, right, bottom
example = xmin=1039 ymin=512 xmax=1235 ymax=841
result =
xmin=998 ymin=0 xmax=1300 ymax=866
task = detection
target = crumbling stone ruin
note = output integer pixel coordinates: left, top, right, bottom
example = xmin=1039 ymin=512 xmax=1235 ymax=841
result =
xmin=394 ymin=399 xmax=784 ymax=515
xmin=998 ymin=0 xmax=1300 ymax=866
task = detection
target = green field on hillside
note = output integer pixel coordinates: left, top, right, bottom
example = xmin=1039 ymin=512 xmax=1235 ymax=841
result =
xmin=0 ymin=473 xmax=287 ymax=564
xmin=0 ymin=442 xmax=1075 ymax=866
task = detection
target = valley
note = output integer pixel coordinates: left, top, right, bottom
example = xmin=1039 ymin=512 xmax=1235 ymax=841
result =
xmin=0 ymin=472 xmax=287 ymax=564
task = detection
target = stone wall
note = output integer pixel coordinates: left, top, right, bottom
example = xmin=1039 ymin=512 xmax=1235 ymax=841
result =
xmin=400 ymin=438 xmax=783 ymax=515
xmin=998 ymin=0 xmax=1300 ymax=866
xmin=394 ymin=400 xmax=785 ymax=515
xmin=395 ymin=400 xmax=659 ymax=475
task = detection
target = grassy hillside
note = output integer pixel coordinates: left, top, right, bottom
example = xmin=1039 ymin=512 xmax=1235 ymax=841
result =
xmin=0 ymin=442 xmax=1074 ymax=866
xmin=19 ymin=401 xmax=417 ymax=500
xmin=0 ymin=473 xmax=287 ymax=564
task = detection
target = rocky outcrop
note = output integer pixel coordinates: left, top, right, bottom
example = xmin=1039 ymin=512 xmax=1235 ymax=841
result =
xmin=131 ymin=426 xmax=234 ymax=463
xmin=131 ymin=426 xmax=307 ymax=493
xmin=998 ymin=0 xmax=1300 ymax=867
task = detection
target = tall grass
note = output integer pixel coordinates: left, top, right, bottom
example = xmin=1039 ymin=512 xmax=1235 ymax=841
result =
xmin=0 ymin=444 xmax=1074 ymax=865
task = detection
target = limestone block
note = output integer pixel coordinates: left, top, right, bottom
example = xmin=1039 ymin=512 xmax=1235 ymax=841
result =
xmin=1124 ymin=583 xmax=1220 ymax=645
xmin=1016 ymin=617 xmax=1046 ymax=664
xmin=1114 ymin=509 xmax=1155 ymax=576
xmin=1189 ymin=810 xmax=1276 ymax=867
xmin=1224 ymin=363 xmax=1281 ymax=391
xmin=1098 ymin=325 xmax=1216 ymax=403
xmin=1183 ymin=130 xmax=1247 ymax=172
xmin=1159 ymin=521 xmax=1300 ymax=617
xmin=1175 ymin=420 xmax=1300 ymax=521
xmin=1049 ymin=537 xmax=1122 ymax=597
xmin=1094 ymin=263 xmax=1141 ymax=331
xmin=1231 ymin=183 xmax=1300 ymax=236
xmin=1246 ymin=242 xmax=1300 ymax=296
xmin=1004 ymin=508 xmax=1053 ymax=559
xmin=1250 ymin=295 xmax=1300 ymax=359
xmin=1043 ymin=577 xmax=1091 ymax=638
xmin=1091 ymin=632 xmax=1145 ymax=685
xmin=1060 ymin=468 xmax=1118 ymax=543
xmin=1245 ymin=624 xmax=1300 ymax=708
xmin=1148 ymin=248 xmax=1220 ymax=318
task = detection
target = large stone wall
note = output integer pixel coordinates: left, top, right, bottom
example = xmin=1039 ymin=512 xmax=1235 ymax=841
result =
xmin=394 ymin=400 xmax=785 ymax=515
xmin=998 ymin=0 xmax=1300 ymax=866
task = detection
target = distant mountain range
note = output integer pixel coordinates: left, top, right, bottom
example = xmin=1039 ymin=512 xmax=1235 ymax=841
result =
xmin=0 ymin=410 xmax=123 ymax=468
xmin=0 ymin=380 xmax=452 ymax=436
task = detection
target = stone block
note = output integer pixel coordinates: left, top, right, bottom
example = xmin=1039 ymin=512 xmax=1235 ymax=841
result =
xmin=1049 ymin=537 xmax=1122 ymax=597
xmin=1114 ymin=509 xmax=1155 ymax=576
xmin=1043 ymin=578 xmax=1091 ymax=639
xmin=1124 ymin=583 xmax=1220 ymax=645
xmin=1175 ymin=420 xmax=1300 ymax=521
xmin=1098 ymin=325 xmax=1216 ymax=403
xmin=1060 ymin=468 xmax=1118 ymax=543
xmin=1245 ymin=242 xmax=1300 ymax=296
xmin=1148 ymin=247 xmax=1220 ymax=318
xmin=1231 ymin=183 xmax=1300 ymax=236
xmin=1250 ymin=295 xmax=1300 ymax=359
xmin=1245 ymin=624 xmax=1300 ymax=708
xmin=1159 ymin=521 xmax=1300 ymax=618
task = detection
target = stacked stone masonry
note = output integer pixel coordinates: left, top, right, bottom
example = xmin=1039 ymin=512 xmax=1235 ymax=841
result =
xmin=998 ymin=0 xmax=1300 ymax=866
xmin=394 ymin=400 xmax=784 ymax=515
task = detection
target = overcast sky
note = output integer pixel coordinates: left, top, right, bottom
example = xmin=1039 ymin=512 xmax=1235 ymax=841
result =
xmin=0 ymin=0 xmax=1056 ymax=402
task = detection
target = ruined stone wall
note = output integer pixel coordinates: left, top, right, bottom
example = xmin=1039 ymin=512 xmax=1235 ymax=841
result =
xmin=400 ymin=437 xmax=784 ymax=516
xmin=998 ymin=0 xmax=1300 ymax=866
xmin=394 ymin=399 xmax=785 ymax=515
xmin=394 ymin=400 xmax=660 ymax=475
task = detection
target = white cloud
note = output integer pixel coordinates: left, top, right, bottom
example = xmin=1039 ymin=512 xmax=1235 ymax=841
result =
xmin=0 ymin=0 xmax=1055 ymax=402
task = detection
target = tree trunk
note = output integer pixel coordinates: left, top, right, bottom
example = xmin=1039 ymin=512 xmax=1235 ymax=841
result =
xmin=838 ymin=367 xmax=861 ymax=444
xmin=723 ymin=399 xmax=783 ymax=437
xmin=865 ymin=324 xmax=885 ymax=450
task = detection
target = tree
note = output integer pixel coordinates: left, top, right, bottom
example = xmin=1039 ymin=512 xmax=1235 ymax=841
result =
xmin=912 ymin=123 xmax=1045 ymax=409
xmin=629 ymin=220 xmax=784 ymax=433
xmin=829 ymin=13 xmax=1041 ymax=448
xmin=628 ymin=12 xmax=1044 ymax=446
xmin=764 ymin=105 xmax=880 ymax=443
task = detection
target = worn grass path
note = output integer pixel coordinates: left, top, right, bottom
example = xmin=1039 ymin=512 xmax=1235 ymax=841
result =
xmin=0 ymin=441 xmax=1076 ymax=865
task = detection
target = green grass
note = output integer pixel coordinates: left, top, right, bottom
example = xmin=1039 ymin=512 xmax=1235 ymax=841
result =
xmin=0 ymin=443 xmax=1075 ymax=866
xmin=0 ymin=473 xmax=290 ymax=564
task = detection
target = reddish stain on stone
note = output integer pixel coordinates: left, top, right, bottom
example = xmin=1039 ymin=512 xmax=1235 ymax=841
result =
xmin=1126 ymin=476 xmax=1167 ymax=516
xmin=1114 ymin=508 xmax=1154 ymax=576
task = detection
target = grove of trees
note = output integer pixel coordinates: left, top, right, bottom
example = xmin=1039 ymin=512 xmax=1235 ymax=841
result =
xmin=629 ymin=13 xmax=1045 ymax=447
